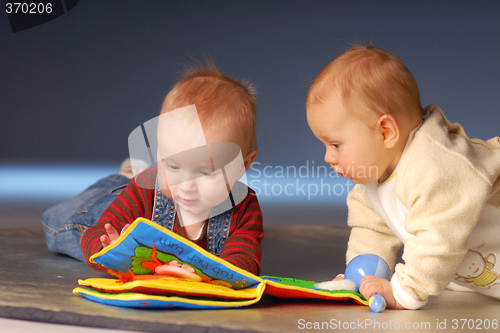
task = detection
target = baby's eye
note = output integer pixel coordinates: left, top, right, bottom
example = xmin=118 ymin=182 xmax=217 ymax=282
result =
xmin=200 ymin=170 xmax=215 ymax=178
xmin=330 ymin=143 xmax=340 ymax=149
xmin=166 ymin=163 xmax=181 ymax=172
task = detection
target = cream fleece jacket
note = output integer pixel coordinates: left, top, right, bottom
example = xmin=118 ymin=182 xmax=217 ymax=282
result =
xmin=345 ymin=105 xmax=500 ymax=309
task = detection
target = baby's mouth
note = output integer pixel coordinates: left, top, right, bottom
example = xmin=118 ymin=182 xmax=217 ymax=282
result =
xmin=335 ymin=169 xmax=347 ymax=177
xmin=179 ymin=197 xmax=198 ymax=205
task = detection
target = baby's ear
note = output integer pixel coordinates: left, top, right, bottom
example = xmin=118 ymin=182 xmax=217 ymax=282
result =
xmin=377 ymin=115 xmax=399 ymax=148
xmin=242 ymin=149 xmax=258 ymax=173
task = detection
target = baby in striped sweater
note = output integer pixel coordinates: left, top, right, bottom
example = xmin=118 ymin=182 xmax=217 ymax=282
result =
xmin=43 ymin=62 xmax=264 ymax=276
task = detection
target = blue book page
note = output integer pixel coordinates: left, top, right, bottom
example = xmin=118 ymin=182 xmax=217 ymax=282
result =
xmin=90 ymin=218 xmax=262 ymax=289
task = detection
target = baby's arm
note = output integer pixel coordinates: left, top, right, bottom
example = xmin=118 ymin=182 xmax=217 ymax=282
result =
xmin=81 ymin=173 xmax=155 ymax=271
xmin=392 ymin=157 xmax=491 ymax=309
xmin=346 ymin=185 xmax=403 ymax=270
xmin=344 ymin=186 xmax=407 ymax=308
xmin=219 ymin=190 xmax=263 ymax=275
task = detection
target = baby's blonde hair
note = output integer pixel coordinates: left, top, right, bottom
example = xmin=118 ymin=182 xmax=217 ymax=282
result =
xmin=161 ymin=61 xmax=257 ymax=153
xmin=306 ymin=46 xmax=423 ymax=125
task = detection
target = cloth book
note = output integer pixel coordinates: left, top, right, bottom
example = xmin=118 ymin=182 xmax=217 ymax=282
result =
xmin=73 ymin=218 xmax=368 ymax=309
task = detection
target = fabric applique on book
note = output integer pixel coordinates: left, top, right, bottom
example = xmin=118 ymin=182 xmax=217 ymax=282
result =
xmin=73 ymin=218 xmax=368 ymax=309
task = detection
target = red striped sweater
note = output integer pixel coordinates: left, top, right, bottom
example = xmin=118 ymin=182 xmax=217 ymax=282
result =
xmin=81 ymin=167 xmax=264 ymax=275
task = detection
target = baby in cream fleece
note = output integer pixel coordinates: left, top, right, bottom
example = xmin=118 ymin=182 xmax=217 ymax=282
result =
xmin=306 ymin=46 xmax=500 ymax=309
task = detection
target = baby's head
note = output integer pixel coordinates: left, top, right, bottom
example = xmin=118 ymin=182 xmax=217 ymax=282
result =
xmin=161 ymin=62 xmax=257 ymax=155
xmin=306 ymin=46 xmax=423 ymax=184
xmin=156 ymin=63 xmax=258 ymax=220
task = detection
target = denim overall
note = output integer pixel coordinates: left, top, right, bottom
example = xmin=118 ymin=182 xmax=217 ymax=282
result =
xmin=42 ymin=174 xmax=234 ymax=261
xmin=150 ymin=179 xmax=233 ymax=257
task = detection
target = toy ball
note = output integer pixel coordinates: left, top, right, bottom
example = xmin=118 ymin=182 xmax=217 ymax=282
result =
xmin=344 ymin=254 xmax=391 ymax=292
xmin=369 ymin=294 xmax=387 ymax=312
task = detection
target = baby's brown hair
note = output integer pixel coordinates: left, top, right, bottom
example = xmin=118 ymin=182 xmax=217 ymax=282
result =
xmin=161 ymin=62 xmax=257 ymax=153
xmin=307 ymin=46 xmax=423 ymax=126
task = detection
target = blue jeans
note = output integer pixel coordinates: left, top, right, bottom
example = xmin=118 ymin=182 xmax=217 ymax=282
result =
xmin=41 ymin=174 xmax=130 ymax=261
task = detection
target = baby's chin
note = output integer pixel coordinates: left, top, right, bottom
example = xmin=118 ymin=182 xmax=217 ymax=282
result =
xmin=349 ymin=177 xmax=377 ymax=185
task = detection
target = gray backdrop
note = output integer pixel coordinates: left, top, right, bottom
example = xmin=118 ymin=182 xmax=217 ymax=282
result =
xmin=2 ymin=0 xmax=499 ymax=166
xmin=1 ymin=1 xmax=499 ymax=221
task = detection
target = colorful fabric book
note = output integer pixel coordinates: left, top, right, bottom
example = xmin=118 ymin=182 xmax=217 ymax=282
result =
xmin=73 ymin=218 xmax=368 ymax=309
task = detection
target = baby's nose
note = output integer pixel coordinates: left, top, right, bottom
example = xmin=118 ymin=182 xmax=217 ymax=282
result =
xmin=324 ymin=152 xmax=337 ymax=165
xmin=178 ymin=178 xmax=197 ymax=192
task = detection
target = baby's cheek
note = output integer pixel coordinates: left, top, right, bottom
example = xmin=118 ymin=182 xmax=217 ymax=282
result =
xmin=159 ymin=187 xmax=173 ymax=200
xmin=200 ymin=181 xmax=229 ymax=204
xmin=157 ymin=170 xmax=172 ymax=199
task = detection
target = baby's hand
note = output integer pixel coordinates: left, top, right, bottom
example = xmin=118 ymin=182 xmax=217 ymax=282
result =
xmin=359 ymin=275 xmax=405 ymax=310
xmin=100 ymin=223 xmax=131 ymax=248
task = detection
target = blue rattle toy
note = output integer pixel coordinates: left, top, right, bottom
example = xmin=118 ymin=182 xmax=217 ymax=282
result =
xmin=344 ymin=254 xmax=391 ymax=312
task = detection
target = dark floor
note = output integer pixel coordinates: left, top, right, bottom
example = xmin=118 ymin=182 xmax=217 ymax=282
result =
xmin=0 ymin=201 xmax=499 ymax=333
